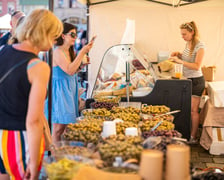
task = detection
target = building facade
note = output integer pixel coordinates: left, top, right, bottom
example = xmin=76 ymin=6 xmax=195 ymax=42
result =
xmin=0 ymin=0 xmax=17 ymax=16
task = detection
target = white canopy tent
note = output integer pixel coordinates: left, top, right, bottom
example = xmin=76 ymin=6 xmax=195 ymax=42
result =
xmin=0 ymin=13 xmax=11 ymax=30
xmin=86 ymin=0 xmax=224 ymax=97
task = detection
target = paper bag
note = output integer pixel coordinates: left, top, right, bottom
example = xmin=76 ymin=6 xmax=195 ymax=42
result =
xmin=121 ymin=18 xmax=135 ymax=44
xmin=201 ymin=66 xmax=216 ymax=81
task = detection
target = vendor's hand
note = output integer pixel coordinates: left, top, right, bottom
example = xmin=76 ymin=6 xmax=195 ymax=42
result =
xmin=171 ymin=52 xmax=180 ymax=57
xmin=169 ymin=56 xmax=183 ymax=64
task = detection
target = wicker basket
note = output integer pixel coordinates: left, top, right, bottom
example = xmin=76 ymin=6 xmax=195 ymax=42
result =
xmin=93 ymin=90 xmax=113 ymax=97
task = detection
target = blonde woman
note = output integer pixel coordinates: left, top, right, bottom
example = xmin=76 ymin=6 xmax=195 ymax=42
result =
xmin=0 ymin=9 xmax=62 ymax=180
xmin=170 ymin=21 xmax=205 ymax=143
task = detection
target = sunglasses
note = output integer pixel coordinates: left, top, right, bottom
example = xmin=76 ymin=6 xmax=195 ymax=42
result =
xmin=66 ymin=32 xmax=77 ymax=38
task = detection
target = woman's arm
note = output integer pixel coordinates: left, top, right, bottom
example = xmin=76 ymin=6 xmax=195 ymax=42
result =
xmin=171 ymin=48 xmax=204 ymax=70
xmin=26 ymin=59 xmax=50 ymax=179
xmin=54 ymin=41 xmax=93 ymax=75
xmin=171 ymin=51 xmax=182 ymax=59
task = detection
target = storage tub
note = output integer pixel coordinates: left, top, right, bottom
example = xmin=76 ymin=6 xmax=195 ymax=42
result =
xmin=209 ymin=128 xmax=224 ymax=155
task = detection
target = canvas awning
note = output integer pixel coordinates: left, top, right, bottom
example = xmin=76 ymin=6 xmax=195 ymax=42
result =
xmin=0 ymin=13 xmax=11 ymax=30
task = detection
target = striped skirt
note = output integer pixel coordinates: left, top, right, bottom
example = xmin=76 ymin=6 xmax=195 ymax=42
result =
xmin=0 ymin=130 xmax=45 ymax=180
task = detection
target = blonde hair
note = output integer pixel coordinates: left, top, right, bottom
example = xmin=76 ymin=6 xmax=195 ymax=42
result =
xmin=180 ymin=21 xmax=200 ymax=56
xmin=16 ymin=9 xmax=63 ymax=49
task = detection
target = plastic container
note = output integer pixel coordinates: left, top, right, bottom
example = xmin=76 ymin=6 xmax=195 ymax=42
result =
xmin=132 ymin=87 xmax=152 ymax=97
xmin=157 ymin=51 xmax=170 ymax=63
xmin=174 ymin=63 xmax=183 ymax=79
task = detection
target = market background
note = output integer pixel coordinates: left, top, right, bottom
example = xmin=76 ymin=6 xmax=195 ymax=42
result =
xmin=1 ymin=0 xmax=224 ymax=98
xmin=1 ymin=0 xmax=224 ymax=178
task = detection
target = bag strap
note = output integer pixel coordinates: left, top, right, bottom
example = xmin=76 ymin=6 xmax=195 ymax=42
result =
xmin=0 ymin=58 xmax=31 ymax=84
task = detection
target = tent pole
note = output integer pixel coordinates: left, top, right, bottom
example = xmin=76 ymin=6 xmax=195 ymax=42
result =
xmin=47 ymin=0 xmax=54 ymax=155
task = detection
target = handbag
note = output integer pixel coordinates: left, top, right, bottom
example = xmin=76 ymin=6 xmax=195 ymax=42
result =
xmin=0 ymin=57 xmax=52 ymax=150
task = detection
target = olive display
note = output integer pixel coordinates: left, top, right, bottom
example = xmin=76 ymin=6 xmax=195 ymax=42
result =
xmin=45 ymin=101 xmax=188 ymax=177
xmin=94 ymin=96 xmax=121 ymax=103
xmin=45 ymin=158 xmax=86 ymax=180
xmin=90 ymin=101 xmax=119 ymax=110
xmin=144 ymin=137 xmax=184 ymax=153
xmin=110 ymin=112 xmax=140 ymax=123
xmin=110 ymin=106 xmax=141 ymax=123
xmin=140 ymin=120 xmax=174 ymax=132
xmin=142 ymin=130 xmax=182 ymax=138
xmin=111 ymin=106 xmax=140 ymax=114
xmin=141 ymin=114 xmax=174 ymax=122
xmin=141 ymin=105 xmax=170 ymax=114
xmin=82 ymin=108 xmax=111 ymax=117
xmin=98 ymin=140 xmax=143 ymax=166
xmin=63 ymin=120 xmax=103 ymax=144
xmin=52 ymin=146 xmax=93 ymax=158
xmin=115 ymin=121 xmax=138 ymax=134
xmin=76 ymin=116 xmax=107 ymax=123
xmin=101 ymin=134 xmax=143 ymax=145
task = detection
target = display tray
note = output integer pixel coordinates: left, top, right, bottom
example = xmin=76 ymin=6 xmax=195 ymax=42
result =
xmin=132 ymin=87 xmax=152 ymax=97
xmin=119 ymin=102 xmax=142 ymax=109
xmin=94 ymin=96 xmax=121 ymax=103
xmin=141 ymin=113 xmax=174 ymax=122
xmin=81 ymin=108 xmax=111 ymax=117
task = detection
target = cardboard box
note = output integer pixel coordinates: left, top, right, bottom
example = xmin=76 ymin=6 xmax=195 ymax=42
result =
xmin=201 ymin=66 xmax=216 ymax=81
xmin=209 ymin=128 xmax=224 ymax=155
xmin=207 ymin=81 xmax=224 ymax=107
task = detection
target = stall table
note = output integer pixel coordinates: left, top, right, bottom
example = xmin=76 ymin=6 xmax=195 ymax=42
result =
xmin=200 ymin=99 xmax=224 ymax=151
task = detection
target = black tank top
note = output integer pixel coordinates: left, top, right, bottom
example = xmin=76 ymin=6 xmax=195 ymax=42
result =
xmin=0 ymin=45 xmax=38 ymax=130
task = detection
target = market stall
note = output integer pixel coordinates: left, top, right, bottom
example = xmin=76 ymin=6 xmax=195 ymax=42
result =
xmin=87 ymin=44 xmax=191 ymax=139
xmin=44 ymin=101 xmax=190 ymax=179
xmin=44 ymin=101 xmax=224 ymax=179
xmin=87 ymin=0 xmax=224 ymax=97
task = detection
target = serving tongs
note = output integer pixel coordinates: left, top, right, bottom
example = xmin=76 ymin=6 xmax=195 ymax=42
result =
xmin=150 ymin=110 xmax=181 ymax=132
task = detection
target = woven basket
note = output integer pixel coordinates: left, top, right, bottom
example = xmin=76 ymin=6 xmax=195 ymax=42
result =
xmin=112 ymin=86 xmax=133 ymax=96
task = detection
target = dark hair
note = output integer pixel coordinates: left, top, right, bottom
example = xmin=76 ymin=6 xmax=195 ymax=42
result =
xmin=56 ymin=22 xmax=77 ymax=62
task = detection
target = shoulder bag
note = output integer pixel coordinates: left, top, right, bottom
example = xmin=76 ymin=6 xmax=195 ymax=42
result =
xmin=0 ymin=57 xmax=52 ymax=151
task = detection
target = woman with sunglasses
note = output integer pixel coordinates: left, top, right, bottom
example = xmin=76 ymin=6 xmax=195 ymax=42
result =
xmin=170 ymin=21 xmax=205 ymax=144
xmin=45 ymin=22 xmax=93 ymax=142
